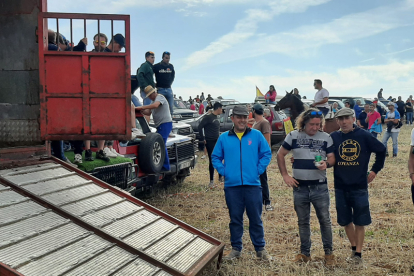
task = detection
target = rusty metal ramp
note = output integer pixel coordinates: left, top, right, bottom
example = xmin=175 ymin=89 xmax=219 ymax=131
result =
xmin=0 ymin=160 xmax=224 ymax=276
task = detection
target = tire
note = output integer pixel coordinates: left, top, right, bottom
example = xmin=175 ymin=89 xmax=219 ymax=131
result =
xmin=138 ymin=133 xmax=165 ymax=174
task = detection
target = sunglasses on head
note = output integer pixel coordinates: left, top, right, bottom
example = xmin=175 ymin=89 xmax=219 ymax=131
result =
xmin=310 ymin=111 xmax=323 ymax=117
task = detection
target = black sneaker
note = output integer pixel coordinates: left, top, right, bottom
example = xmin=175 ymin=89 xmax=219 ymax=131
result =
xmin=96 ymin=150 xmax=110 ymax=162
xmin=85 ymin=149 xmax=94 ymax=161
xmin=393 ymin=154 xmax=397 ymax=157
xmin=385 ymin=152 xmax=389 ymax=157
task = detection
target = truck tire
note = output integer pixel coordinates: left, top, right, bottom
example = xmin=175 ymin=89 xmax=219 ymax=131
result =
xmin=138 ymin=133 xmax=165 ymax=174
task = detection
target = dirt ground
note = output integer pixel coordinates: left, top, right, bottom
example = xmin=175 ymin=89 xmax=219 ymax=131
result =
xmin=146 ymin=126 xmax=414 ymax=276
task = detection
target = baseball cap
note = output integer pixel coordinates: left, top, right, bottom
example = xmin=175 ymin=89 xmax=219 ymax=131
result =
xmin=252 ymin=103 xmax=264 ymax=115
xmin=213 ymin=102 xmax=223 ymax=110
xmin=232 ymin=105 xmax=249 ymax=116
xmin=335 ymin=107 xmax=354 ymax=118
xmin=113 ymin=34 xmax=125 ymax=48
xmin=387 ymin=101 xmax=394 ymax=106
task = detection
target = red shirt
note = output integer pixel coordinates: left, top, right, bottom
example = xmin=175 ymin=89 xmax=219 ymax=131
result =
xmin=367 ymin=111 xmax=380 ymax=129
xmin=199 ymin=104 xmax=204 ymax=114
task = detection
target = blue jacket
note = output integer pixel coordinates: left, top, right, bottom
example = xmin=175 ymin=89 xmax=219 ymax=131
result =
xmin=212 ymin=128 xmax=272 ymax=187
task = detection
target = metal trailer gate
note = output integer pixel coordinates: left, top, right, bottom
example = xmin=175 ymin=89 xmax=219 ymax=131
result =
xmin=0 ymin=158 xmax=224 ymax=276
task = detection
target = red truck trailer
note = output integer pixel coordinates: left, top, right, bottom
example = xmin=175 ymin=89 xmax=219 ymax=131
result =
xmin=0 ymin=1 xmax=224 ymax=275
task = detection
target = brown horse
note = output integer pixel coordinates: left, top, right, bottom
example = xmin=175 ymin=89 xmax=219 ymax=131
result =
xmin=277 ymin=91 xmax=340 ymax=133
xmin=276 ymin=91 xmax=305 ymax=127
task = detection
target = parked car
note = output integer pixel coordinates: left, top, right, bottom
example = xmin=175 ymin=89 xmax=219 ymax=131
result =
xmin=89 ymin=112 xmax=198 ymax=192
xmin=328 ymin=99 xmax=345 ymax=110
xmin=329 ymin=96 xmax=366 ymax=108
xmin=172 ymin=99 xmax=199 ymax=120
xmin=182 ymin=104 xmax=288 ymax=146
xmin=211 ymin=98 xmax=240 ymax=106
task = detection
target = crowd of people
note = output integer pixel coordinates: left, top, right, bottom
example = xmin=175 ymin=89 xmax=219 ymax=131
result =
xmin=47 ymin=31 xmax=414 ymax=267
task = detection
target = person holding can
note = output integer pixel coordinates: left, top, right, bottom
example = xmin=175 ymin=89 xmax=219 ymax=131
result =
xmin=276 ymin=108 xmax=336 ymax=266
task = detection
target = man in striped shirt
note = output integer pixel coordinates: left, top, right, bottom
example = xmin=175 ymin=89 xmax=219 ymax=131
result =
xmin=277 ymin=108 xmax=336 ymax=266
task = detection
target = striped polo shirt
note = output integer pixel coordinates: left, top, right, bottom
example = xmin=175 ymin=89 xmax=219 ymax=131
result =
xmin=282 ymin=130 xmax=334 ymax=184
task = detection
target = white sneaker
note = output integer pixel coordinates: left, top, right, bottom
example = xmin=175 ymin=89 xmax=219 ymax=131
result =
xmin=110 ymin=148 xmax=124 ymax=157
xmin=201 ymin=155 xmax=206 ymax=159
xmin=74 ymin=153 xmax=83 ymax=164
xmin=132 ymin=128 xmax=146 ymax=139
xmin=103 ymin=147 xmax=117 ymax=158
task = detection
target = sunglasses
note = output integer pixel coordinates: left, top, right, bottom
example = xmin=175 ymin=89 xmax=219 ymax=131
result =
xmin=310 ymin=111 xmax=323 ymax=117
xmin=95 ymin=40 xmax=106 ymax=45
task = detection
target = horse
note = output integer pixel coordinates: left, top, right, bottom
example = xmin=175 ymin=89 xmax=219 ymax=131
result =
xmin=276 ymin=90 xmax=305 ymax=127
xmin=277 ymin=90 xmax=340 ymax=133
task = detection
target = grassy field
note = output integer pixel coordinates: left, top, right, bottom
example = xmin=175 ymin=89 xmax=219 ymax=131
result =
xmin=146 ymin=126 xmax=414 ymax=276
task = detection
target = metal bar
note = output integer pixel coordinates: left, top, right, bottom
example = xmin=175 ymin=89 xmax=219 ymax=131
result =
xmin=81 ymin=54 xmax=91 ymax=135
xmin=124 ymin=16 xmax=131 ymax=137
xmin=84 ymin=19 xmax=86 ymax=39
xmin=41 ymin=12 xmax=129 ymax=20
xmin=98 ymin=19 xmax=101 ymax=52
xmin=111 ymin=20 xmax=114 ymax=51
xmin=70 ymin=19 xmax=73 ymax=51
xmin=0 ymin=174 xmax=185 ymax=276
xmin=0 ymin=263 xmax=25 ymax=276
xmin=43 ymin=51 xmax=127 ymax=56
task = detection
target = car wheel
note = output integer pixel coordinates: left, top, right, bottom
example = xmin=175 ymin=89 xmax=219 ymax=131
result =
xmin=138 ymin=133 xmax=165 ymax=174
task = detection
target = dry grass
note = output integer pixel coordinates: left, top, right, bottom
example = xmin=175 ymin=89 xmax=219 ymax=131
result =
xmin=145 ymin=126 xmax=414 ymax=275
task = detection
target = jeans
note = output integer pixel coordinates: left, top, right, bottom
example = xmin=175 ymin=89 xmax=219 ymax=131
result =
xmin=140 ymin=89 xmax=152 ymax=105
xmin=157 ymin=87 xmax=174 ymax=115
xmin=293 ymin=184 xmax=333 ymax=256
xmin=406 ymin=112 xmax=413 ymax=124
xmin=382 ymin=131 xmax=399 ymax=155
xmin=265 ymin=99 xmax=276 ymax=104
xmin=317 ymin=107 xmax=330 ymax=117
xmin=205 ymin=139 xmax=221 ymax=181
xmin=51 ymin=141 xmax=67 ymax=161
xmin=260 ymin=170 xmax=271 ymax=205
xmin=156 ymin=122 xmax=173 ymax=170
xmin=224 ymin=185 xmax=265 ymax=252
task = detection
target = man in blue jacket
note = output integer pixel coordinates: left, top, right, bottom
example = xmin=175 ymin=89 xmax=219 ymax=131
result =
xmin=331 ymin=108 xmax=386 ymax=264
xmin=212 ymin=105 xmax=272 ymax=261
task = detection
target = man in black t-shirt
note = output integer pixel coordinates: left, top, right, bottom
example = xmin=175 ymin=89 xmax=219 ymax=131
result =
xmin=406 ymin=99 xmax=413 ymax=125
xmin=357 ymin=104 xmax=370 ymax=130
xmin=153 ymin=52 xmax=175 ymax=115
xmin=198 ymin=102 xmax=223 ymax=187
xmin=396 ymin=96 xmax=405 ymax=120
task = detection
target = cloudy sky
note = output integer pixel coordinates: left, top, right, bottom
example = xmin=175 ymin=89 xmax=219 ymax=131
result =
xmin=48 ymin=0 xmax=414 ymax=102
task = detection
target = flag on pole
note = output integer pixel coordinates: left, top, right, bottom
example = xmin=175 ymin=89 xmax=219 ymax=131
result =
xmin=256 ymin=86 xmax=264 ymax=97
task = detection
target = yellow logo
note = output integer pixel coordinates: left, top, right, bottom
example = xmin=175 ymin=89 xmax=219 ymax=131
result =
xmin=339 ymin=139 xmax=360 ymax=161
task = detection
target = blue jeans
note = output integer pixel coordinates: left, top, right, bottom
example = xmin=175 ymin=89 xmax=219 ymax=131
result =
xmin=156 ymin=122 xmax=173 ymax=170
xmin=335 ymin=188 xmax=371 ymax=226
xmin=317 ymin=107 xmax=330 ymax=117
xmin=382 ymin=131 xmax=399 ymax=155
xmin=293 ymin=184 xmax=332 ymax=256
xmin=140 ymin=89 xmax=152 ymax=105
xmin=157 ymin=87 xmax=174 ymax=115
xmin=406 ymin=112 xmax=413 ymax=124
xmin=265 ymin=99 xmax=276 ymax=104
xmin=224 ymin=185 xmax=265 ymax=252
xmin=51 ymin=141 xmax=67 ymax=161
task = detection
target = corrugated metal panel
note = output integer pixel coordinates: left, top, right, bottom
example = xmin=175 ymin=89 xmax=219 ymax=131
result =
xmin=0 ymin=223 xmax=90 ymax=267
xmin=0 ymin=201 xmax=47 ymax=225
xmin=113 ymin=259 xmax=165 ymax=276
xmin=62 ymin=192 xmax=124 ymax=216
xmin=0 ymin=185 xmax=172 ymax=276
xmin=81 ymin=200 xmax=142 ymax=228
xmin=0 ymin=188 xmax=28 ymax=207
xmin=64 ymin=246 xmax=135 ymax=276
xmin=0 ymin=162 xmax=224 ymax=275
xmin=167 ymin=238 xmax=214 ymax=272
xmin=17 ymin=235 xmax=111 ymax=276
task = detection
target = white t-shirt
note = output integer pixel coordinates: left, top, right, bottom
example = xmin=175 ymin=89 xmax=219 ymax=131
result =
xmin=411 ymin=128 xmax=414 ymax=146
xmin=314 ymin=88 xmax=330 ymax=108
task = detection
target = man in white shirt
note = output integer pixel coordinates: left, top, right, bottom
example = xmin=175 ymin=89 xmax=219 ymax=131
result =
xmin=311 ymin=79 xmax=330 ymax=116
